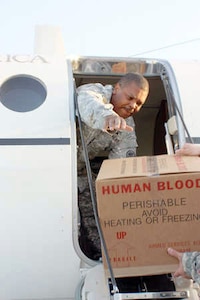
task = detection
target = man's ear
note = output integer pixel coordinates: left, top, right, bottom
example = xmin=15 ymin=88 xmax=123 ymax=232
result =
xmin=113 ymin=83 xmax=119 ymax=94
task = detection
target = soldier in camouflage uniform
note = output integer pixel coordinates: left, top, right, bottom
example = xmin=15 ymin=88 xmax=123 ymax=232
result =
xmin=76 ymin=73 xmax=149 ymax=260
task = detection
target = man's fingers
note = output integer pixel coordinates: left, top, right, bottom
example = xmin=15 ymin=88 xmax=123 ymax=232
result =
xmin=125 ymin=125 xmax=133 ymax=132
xmin=167 ymin=248 xmax=182 ymax=260
xmin=173 ymin=270 xmax=182 ymax=278
xmin=167 ymin=247 xmax=178 ymax=258
xmin=104 ymin=116 xmax=133 ymax=132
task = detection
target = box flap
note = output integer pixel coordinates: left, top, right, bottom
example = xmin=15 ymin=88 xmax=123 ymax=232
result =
xmin=96 ymin=154 xmax=200 ymax=180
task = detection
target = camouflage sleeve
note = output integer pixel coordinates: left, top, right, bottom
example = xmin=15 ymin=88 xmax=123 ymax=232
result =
xmin=108 ymin=117 xmax=138 ymax=158
xmin=182 ymin=252 xmax=200 ymax=284
xmin=76 ymin=84 xmax=118 ymax=130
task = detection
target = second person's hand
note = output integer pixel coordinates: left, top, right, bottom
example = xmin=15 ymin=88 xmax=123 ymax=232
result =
xmin=167 ymin=248 xmax=190 ymax=279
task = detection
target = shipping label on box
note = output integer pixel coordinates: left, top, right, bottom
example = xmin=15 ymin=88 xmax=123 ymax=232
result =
xmin=95 ymin=155 xmax=200 ymax=277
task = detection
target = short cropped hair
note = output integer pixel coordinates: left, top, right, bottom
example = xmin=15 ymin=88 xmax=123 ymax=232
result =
xmin=118 ymin=72 xmax=149 ymax=91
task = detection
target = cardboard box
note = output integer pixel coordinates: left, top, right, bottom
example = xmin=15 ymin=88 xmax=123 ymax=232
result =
xmin=95 ymin=154 xmax=200 ymax=277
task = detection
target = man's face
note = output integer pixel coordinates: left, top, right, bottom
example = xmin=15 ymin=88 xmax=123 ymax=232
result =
xmin=110 ymin=81 xmax=148 ymax=118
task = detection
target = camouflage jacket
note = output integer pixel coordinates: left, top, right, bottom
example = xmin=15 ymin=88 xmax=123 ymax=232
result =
xmin=76 ymin=83 xmax=138 ymax=190
xmin=183 ymin=252 xmax=200 ymax=284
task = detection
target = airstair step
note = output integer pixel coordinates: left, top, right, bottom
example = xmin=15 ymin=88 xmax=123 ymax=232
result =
xmin=112 ymin=291 xmax=189 ymax=300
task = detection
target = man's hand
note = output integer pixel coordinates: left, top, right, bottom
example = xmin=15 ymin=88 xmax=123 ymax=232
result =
xmin=167 ymin=248 xmax=190 ymax=279
xmin=103 ymin=115 xmax=133 ymax=132
xmin=176 ymin=143 xmax=200 ymax=156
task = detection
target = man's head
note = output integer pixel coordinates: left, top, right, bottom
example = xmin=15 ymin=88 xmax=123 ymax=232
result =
xmin=110 ymin=72 xmax=149 ymax=118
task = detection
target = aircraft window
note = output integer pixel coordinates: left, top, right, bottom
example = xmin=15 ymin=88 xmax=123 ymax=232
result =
xmin=0 ymin=75 xmax=47 ymax=112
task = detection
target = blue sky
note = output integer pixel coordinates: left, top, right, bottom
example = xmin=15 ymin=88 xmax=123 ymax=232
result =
xmin=1 ymin=0 xmax=200 ymax=59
